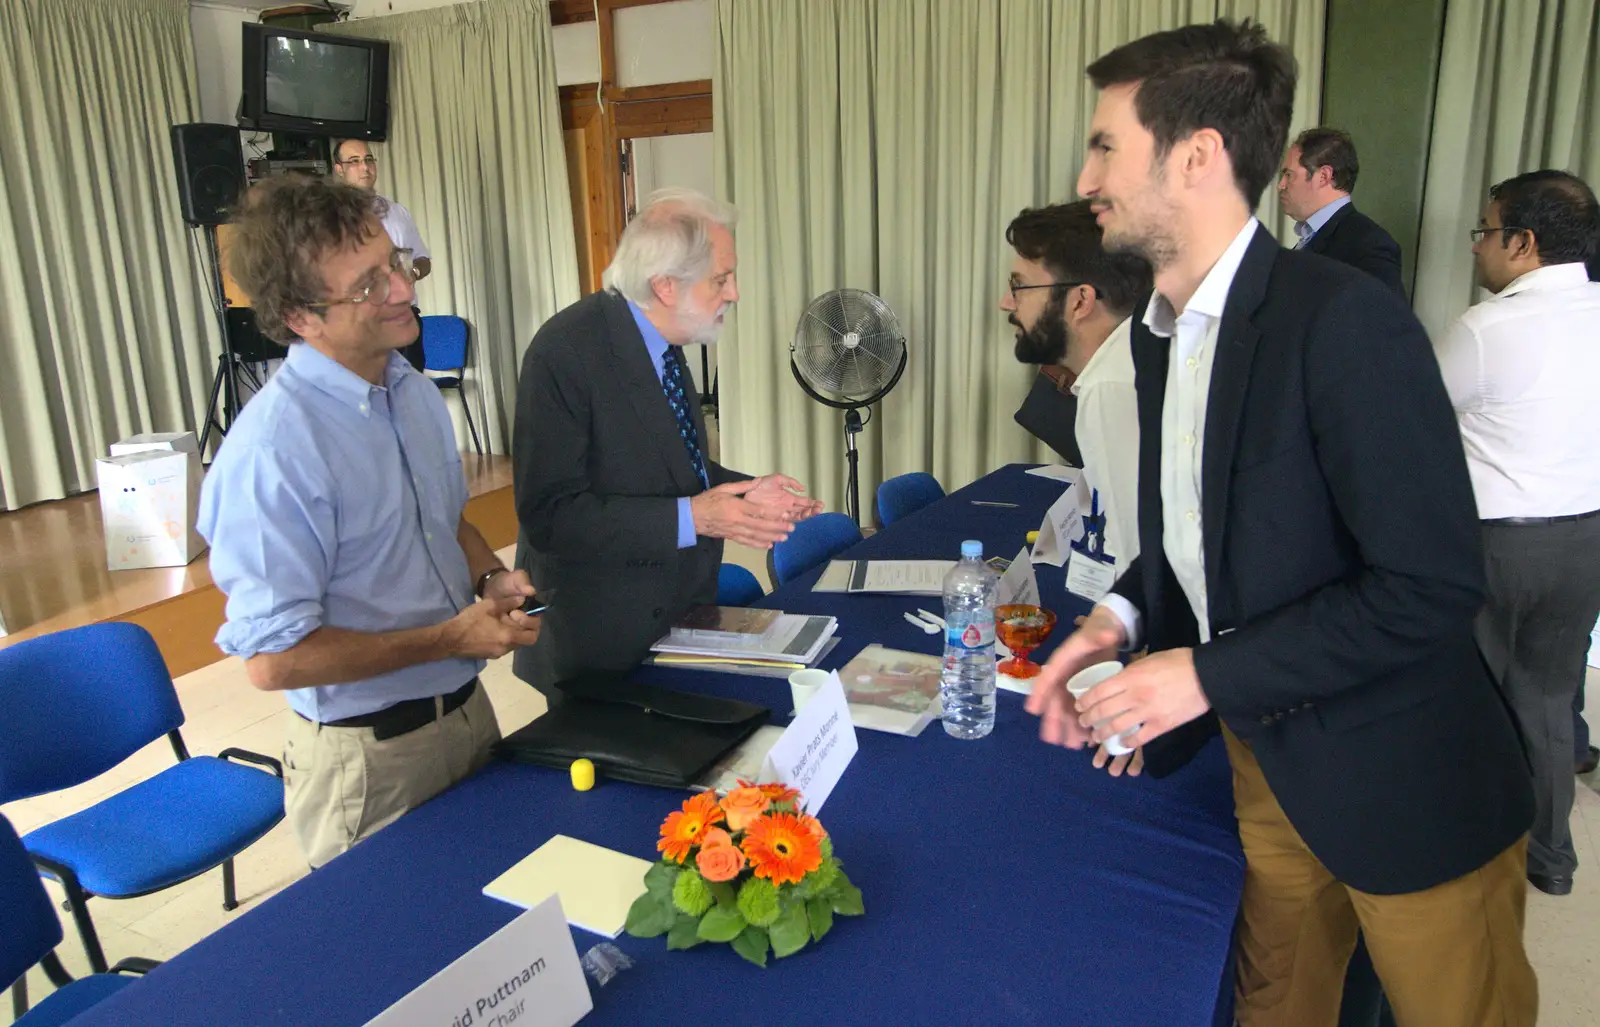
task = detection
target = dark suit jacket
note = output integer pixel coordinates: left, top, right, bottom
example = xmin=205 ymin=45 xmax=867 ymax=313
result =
xmin=1303 ymin=202 xmax=1406 ymax=297
xmin=511 ymin=289 xmax=747 ymax=695
xmin=1117 ymin=225 xmax=1533 ymax=895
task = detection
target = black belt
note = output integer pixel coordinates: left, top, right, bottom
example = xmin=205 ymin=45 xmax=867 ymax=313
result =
xmin=310 ymin=678 xmax=479 ymax=741
xmin=1482 ymin=508 xmax=1600 ymax=526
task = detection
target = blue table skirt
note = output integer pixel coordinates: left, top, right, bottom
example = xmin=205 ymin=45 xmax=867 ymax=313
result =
xmin=70 ymin=465 xmax=1242 ymax=1026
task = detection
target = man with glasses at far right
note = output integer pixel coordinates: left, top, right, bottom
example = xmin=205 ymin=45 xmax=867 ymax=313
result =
xmin=1434 ymin=169 xmax=1600 ymax=897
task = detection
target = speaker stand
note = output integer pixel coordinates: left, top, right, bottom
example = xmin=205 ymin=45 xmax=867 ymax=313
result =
xmin=196 ymin=226 xmax=240 ymax=458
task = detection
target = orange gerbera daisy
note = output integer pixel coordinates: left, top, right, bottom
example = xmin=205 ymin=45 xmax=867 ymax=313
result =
xmin=797 ymin=813 xmax=827 ymax=841
xmin=740 ymin=811 xmax=823 ymax=885
xmin=657 ymin=792 xmax=725 ymax=863
xmin=737 ymin=778 xmax=801 ymax=806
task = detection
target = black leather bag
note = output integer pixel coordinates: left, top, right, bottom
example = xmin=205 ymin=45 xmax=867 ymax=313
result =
xmin=1014 ymin=370 xmax=1083 ymax=466
xmin=494 ymin=673 xmax=770 ymax=789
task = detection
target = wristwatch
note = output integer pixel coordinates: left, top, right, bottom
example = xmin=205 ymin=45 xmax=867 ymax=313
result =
xmin=474 ymin=567 xmax=509 ymax=598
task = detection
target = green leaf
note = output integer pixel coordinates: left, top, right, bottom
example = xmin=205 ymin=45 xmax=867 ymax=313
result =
xmin=696 ymin=903 xmax=748 ymax=943
xmin=770 ymin=902 xmax=810 ymax=958
xmin=706 ymin=880 xmax=738 ymax=909
xmin=829 ymin=873 xmax=864 ymax=917
xmin=666 ymin=915 xmax=705 ymax=950
xmin=806 ymin=896 xmax=834 ymax=941
xmin=624 ymin=893 xmax=673 ymax=938
xmin=730 ymin=925 xmax=769 ymax=968
xmin=644 ymin=861 xmax=681 ymax=902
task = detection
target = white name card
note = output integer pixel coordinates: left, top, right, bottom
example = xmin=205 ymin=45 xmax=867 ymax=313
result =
xmin=1031 ymin=483 xmax=1085 ymax=567
xmin=1065 ymin=549 xmax=1118 ymax=603
xmin=364 ymin=895 xmax=593 ymax=1027
xmin=760 ymin=670 xmax=858 ymax=815
xmin=997 ymin=545 xmax=1039 ymax=606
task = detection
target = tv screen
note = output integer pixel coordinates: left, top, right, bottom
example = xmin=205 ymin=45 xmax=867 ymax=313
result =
xmin=265 ymin=36 xmax=372 ymax=122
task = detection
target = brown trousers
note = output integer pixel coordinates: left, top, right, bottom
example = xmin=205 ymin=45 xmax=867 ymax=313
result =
xmin=1223 ymin=726 xmax=1537 ymax=1027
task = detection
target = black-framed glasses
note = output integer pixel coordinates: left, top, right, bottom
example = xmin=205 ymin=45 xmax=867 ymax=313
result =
xmin=337 ymin=155 xmax=379 ymax=168
xmin=309 ymin=249 xmax=416 ymax=312
xmin=1469 ymin=225 xmax=1525 ymax=243
xmin=1008 ymin=276 xmax=1098 ymax=302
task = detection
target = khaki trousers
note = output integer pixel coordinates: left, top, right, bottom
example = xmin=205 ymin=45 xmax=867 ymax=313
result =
xmin=1223 ymin=726 xmax=1537 ymax=1027
xmin=283 ymin=684 xmax=501 ymax=869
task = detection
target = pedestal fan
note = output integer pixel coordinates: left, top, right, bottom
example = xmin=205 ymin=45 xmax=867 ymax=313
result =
xmin=789 ymin=289 xmax=908 ymax=525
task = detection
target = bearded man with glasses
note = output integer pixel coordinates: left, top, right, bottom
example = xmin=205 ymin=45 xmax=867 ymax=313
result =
xmin=198 ymin=175 xmax=541 ymax=869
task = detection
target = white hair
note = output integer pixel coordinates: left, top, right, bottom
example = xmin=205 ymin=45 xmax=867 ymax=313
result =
xmin=603 ymin=187 xmax=738 ymax=306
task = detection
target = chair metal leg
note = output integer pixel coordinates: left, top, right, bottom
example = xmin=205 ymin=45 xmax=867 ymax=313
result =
xmin=11 ymin=975 xmax=27 ymax=1019
xmin=458 ymin=387 xmax=483 ymax=456
xmin=51 ymin=868 xmax=108 ymax=974
xmin=223 ymin=856 xmax=238 ymax=912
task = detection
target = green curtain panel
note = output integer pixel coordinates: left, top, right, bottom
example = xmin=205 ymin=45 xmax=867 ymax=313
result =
xmin=712 ymin=0 xmax=1324 ymax=514
xmin=328 ymin=0 xmax=580 ymax=455
xmin=0 ymin=0 xmax=220 ymax=511
xmin=1412 ymin=0 xmax=1600 ymax=339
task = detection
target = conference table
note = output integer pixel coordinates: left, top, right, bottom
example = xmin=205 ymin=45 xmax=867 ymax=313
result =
xmin=68 ymin=464 xmax=1244 ymax=1026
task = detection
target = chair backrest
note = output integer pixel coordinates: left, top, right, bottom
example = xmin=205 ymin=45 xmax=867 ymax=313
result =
xmin=877 ymin=472 xmax=946 ymax=527
xmin=0 ymin=623 xmax=184 ymax=804
xmin=0 ymin=813 xmax=62 ymax=992
xmin=773 ymin=513 xmax=863 ymax=586
xmin=420 ymin=315 xmax=470 ymax=372
xmin=716 ymin=564 xmax=764 ymax=607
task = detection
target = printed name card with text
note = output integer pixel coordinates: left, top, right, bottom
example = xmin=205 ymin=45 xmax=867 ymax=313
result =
xmin=760 ymin=670 xmax=858 ymax=815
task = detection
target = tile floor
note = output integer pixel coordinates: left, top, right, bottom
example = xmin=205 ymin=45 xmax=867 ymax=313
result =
xmin=4 ymin=544 xmax=1597 ymax=1024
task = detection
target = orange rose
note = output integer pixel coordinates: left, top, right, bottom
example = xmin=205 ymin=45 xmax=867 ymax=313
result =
xmin=696 ymin=841 xmax=746 ymax=882
xmin=699 ymin=827 xmax=734 ymax=851
xmin=720 ymin=786 xmax=772 ymax=831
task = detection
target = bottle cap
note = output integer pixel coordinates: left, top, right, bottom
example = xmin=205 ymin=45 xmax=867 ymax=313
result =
xmin=960 ymin=540 xmax=982 ymax=559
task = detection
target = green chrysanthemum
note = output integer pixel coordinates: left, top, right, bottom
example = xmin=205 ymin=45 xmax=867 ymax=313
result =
xmin=736 ymin=876 xmax=781 ymax=927
xmin=819 ymin=836 xmax=834 ymax=862
xmin=808 ymin=856 xmax=839 ymax=893
xmin=672 ymin=868 xmax=714 ymax=916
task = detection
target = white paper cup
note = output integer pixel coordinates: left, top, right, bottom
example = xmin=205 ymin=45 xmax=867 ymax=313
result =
xmin=1066 ymin=661 xmax=1140 ymax=756
xmin=788 ymin=668 xmax=830 ymax=714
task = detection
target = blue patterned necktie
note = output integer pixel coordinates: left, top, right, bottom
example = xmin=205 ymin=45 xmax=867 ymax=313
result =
xmin=660 ymin=346 xmax=709 ymax=488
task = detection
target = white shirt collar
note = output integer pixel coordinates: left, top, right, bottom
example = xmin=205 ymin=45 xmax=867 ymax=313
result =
xmin=1493 ymin=262 xmax=1592 ymax=300
xmin=1142 ymin=217 xmax=1261 ymax=338
xmin=1071 ymin=317 xmax=1132 ymax=396
xmin=1294 ymin=194 xmax=1351 ymax=241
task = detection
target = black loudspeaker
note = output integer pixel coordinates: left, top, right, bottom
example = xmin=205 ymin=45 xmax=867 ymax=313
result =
xmin=225 ymin=307 xmax=289 ymax=364
xmin=170 ymin=123 xmax=245 ymax=226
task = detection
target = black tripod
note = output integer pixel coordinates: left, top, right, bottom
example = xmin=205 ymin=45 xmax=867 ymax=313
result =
xmin=197 ymin=226 xmax=239 ymax=456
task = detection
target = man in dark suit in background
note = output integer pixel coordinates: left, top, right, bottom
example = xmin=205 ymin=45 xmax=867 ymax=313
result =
xmin=1277 ymin=128 xmax=1406 ymax=296
xmin=512 ymin=188 xmax=822 ymax=701
xmin=1026 ymin=20 xmax=1536 ymax=1025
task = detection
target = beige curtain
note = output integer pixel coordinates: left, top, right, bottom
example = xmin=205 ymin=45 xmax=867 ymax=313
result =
xmin=0 ymin=0 xmax=220 ymax=511
xmin=328 ymin=0 xmax=579 ymax=454
xmin=1411 ymin=0 xmax=1600 ymax=340
xmin=713 ymin=0 xmax=1324 ymax=514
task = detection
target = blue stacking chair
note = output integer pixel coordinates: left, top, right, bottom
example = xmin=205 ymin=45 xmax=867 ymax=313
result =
xmin=772 ymin=512 xmax=863 ymax=586
xmin=0 ymin=623 xmax=285 ymax=974
xmin=1 ymin=812 xmax=158 ymax=1025
xmin=420 ymin=314 xmax=484 ymax=456
xmin=876 ymin=472 xmax=946 ymax=527
xmin=716 ymin=564 xmax=764 ymax=606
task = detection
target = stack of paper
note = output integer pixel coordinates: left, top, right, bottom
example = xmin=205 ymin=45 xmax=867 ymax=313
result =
xmin=812 ymin=559 xmax=955 ymax=596
xmin=482 ymin=835 xmax=651 ymax=938
xmin=651 ymin=612 xmax=838 ymax=668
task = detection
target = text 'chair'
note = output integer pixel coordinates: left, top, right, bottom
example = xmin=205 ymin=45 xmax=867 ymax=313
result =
xmin=0 ymin=624 xmax=285 ymax=974
xmin=876 ymin=472 xmax=945 ymax=527
xmin=2 ymin=812 xmax=159 ymax=1025
xmin=772 ymin=512 xmax=863 ymax=586
xmin=420 ymin=314 xmax=484 ymax=456
xmin=717 ymin=564 xmax=764 ymax=606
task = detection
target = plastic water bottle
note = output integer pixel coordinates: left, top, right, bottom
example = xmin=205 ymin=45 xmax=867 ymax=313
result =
xmin=941 ymin=539 xmax=999 ymax=739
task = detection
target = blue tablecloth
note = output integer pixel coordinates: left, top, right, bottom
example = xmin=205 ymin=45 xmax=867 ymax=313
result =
xmin=69 ymin=465 xmax=1243 ymax=1026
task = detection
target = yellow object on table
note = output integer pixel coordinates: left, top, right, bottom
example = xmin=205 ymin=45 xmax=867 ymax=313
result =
xmin=570 ymin=758 xmax=595 ymax=791
xmin=1026 ymin=530 xmax=1039 ymax=544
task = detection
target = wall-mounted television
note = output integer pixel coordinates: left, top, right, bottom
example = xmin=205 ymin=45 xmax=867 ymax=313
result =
xmin=238 ymin=24 xmax=389 ymax=140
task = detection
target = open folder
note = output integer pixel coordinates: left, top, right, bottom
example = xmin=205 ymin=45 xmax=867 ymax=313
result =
xmin=482 ymin=835 xmax=651 ymax=939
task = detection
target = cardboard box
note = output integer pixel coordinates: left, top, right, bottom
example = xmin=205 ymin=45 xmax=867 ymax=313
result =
xmin=97 ymin=432 xmax=207 ymax=570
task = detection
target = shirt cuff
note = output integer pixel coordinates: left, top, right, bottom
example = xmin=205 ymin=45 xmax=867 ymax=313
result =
xmin=676 ymin=497 xmax=697 ymax=549
xmin=1096 ymin=595 xmax=1143 ymax=651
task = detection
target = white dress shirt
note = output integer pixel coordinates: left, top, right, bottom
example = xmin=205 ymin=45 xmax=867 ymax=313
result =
xmin=380 ymin=195 xmax=431 ymax=261
xmin=1292 ymin=194 xmax=1350 ymax=249
xmin=1101 ymin=218 xmax=1262 ymax=647
xmin=1072 ymin=317 xmax=1140 ymax=567
xmin=1433 ymin=262 xmax=1600 ymax=519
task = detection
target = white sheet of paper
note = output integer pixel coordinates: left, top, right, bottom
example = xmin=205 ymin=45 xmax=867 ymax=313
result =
xmin=1065 ymin=549 xmax=1119 ymax=603
xmin=363 ymin=895 xmax=592 ymax=1027
xmin=759 ymin=670 xmax=858 ymax=816
xmin=1031 ymin=485 xmax=1085 ymax=567
xmin=847 ymin=560 xmax=955 ymax=595
xmin=1026 ymin=465 xmax=1084 ymax=484
xmin=996 ymin=546 xmax=1039 ymax=606
xmin=811 ymin=560 xmax=854 ymax=593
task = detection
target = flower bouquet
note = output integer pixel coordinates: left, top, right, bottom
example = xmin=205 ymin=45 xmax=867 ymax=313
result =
xmin=623 ymin=782 xmax=864 ymax=967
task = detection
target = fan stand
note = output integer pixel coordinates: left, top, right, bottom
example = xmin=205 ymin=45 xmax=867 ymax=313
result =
xmin=843 ymin=407 xmax=865 ymax=525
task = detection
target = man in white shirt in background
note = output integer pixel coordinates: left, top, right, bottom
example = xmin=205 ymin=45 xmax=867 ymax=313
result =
xmin=1000 ymin=199 xmax=1153 ymax=775
xmin=333 ymin=138 xmax=433 ymax=371
xmin=1434 ymin=168 xmax=1600 ymax=897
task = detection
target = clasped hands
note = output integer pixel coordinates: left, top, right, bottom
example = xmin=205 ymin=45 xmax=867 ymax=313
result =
xmin=1023 ymin=605 xmax=1212 ymax=778
xmin=691 ymin=473 xmax=824 ymax=549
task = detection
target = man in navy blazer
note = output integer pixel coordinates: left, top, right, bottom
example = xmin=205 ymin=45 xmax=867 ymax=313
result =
xmin=1277 ymin=127 xmax=1406 ymax=297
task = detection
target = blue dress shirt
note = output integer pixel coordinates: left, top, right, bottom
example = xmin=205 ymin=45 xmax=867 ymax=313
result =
xmin=1293 ymin=194 xmax=1351 ymax=248
xmin=196 ymin=343 xmax=484 ymax=723
xmin=626 ymin=299 xmax=699 ymax=550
